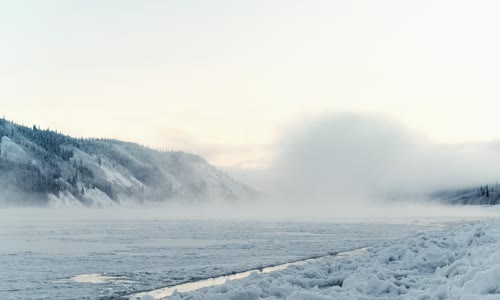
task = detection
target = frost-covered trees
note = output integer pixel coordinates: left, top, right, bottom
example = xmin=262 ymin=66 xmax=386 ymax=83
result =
xmin=0 ymin=119 xmax=255 ymax=207
xmin=479 ymin=185 xmax=491 ymax=198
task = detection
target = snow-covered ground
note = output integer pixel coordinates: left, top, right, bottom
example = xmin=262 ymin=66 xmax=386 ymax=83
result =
xmin=159 ymin=220 xmax=500 ymax=300
xmin=2 ymin=208 xmax=500 ymax=300
xmin=0 ymin=210 xmax=448 ymax=300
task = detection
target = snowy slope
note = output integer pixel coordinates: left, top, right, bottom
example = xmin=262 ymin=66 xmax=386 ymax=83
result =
xmin=163 ymin=220 xmax=500 ymax=300
xmin=0 ymin=118 xmax=256 ymax=207
xmin=432 ymin=186 xmax=500 ymax=205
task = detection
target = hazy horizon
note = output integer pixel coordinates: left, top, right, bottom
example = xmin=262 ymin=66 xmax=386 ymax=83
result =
xmin=4 ymin=0 xmax=500 ymax=173
xmin=4 ymin=0 xmax=500 ymax=203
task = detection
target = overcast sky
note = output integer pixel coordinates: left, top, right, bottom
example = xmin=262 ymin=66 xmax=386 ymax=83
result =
xmin=2 ymin=0 xmax=500 ymax=170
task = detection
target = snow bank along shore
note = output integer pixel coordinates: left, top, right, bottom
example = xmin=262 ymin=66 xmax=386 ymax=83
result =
xmin=146 ymin=220 xmax=500 ymax=300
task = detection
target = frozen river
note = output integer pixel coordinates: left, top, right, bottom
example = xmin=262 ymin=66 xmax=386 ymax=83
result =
xmin=0 ymin=210 xmax=457 ymax=300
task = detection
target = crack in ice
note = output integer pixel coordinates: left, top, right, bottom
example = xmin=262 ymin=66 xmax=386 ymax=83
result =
xmin=129 ymin=247 xmax=369 ymax=299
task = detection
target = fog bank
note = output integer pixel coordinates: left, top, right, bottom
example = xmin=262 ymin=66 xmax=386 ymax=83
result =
xmin=3 ymin=202 xmax=500 ymax=223
xmin=256 ymin=114 xmax=500 ymax=204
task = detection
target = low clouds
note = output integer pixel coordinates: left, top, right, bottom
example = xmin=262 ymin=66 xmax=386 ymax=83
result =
xmin=155 ymin=113 xmax=500 ymax=206
xmin=265 ymin=114 xmax=500 ymax=203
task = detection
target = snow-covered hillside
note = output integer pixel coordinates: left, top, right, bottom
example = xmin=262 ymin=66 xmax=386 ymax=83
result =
xmin=163 ymin=220 xmax=500 ymax=300
xmin=432 ymin=185 xmax=500 ymax=205
xmin=0 ymin=118 xmax=256 ymax=207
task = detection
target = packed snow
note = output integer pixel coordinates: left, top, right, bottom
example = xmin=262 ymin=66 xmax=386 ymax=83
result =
xmin=148 ymin=220 xmax=500 ymax=300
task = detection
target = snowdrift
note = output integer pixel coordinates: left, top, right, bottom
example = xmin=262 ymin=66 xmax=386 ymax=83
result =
xmin=163 ymin=220 xmax=500 ymax=300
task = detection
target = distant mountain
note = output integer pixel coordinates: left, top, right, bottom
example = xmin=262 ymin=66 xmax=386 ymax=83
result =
xmin=0 ymin=118 xmax=257 ymax=207
xmin=431 ymin=185 xmax=500 ymax=205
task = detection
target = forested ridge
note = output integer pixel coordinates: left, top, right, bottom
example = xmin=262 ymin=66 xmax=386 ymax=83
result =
xmin=0 ymin=118 xmax=254 ymax=206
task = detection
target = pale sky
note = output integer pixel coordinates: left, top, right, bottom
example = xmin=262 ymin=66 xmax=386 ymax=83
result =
xmin=2 ymin=0 xmax=500 ymax=169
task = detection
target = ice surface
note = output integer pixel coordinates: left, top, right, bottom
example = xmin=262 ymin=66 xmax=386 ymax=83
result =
xmin=0 ymin=212 xmax=443 ymax=300
xmin=131 ymin=248 xmax=369 ymax=299
xmin=165 ymin=220 xmax=500 ymax=300
xmin=70 ymin=274 xmax=131 ymax=284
